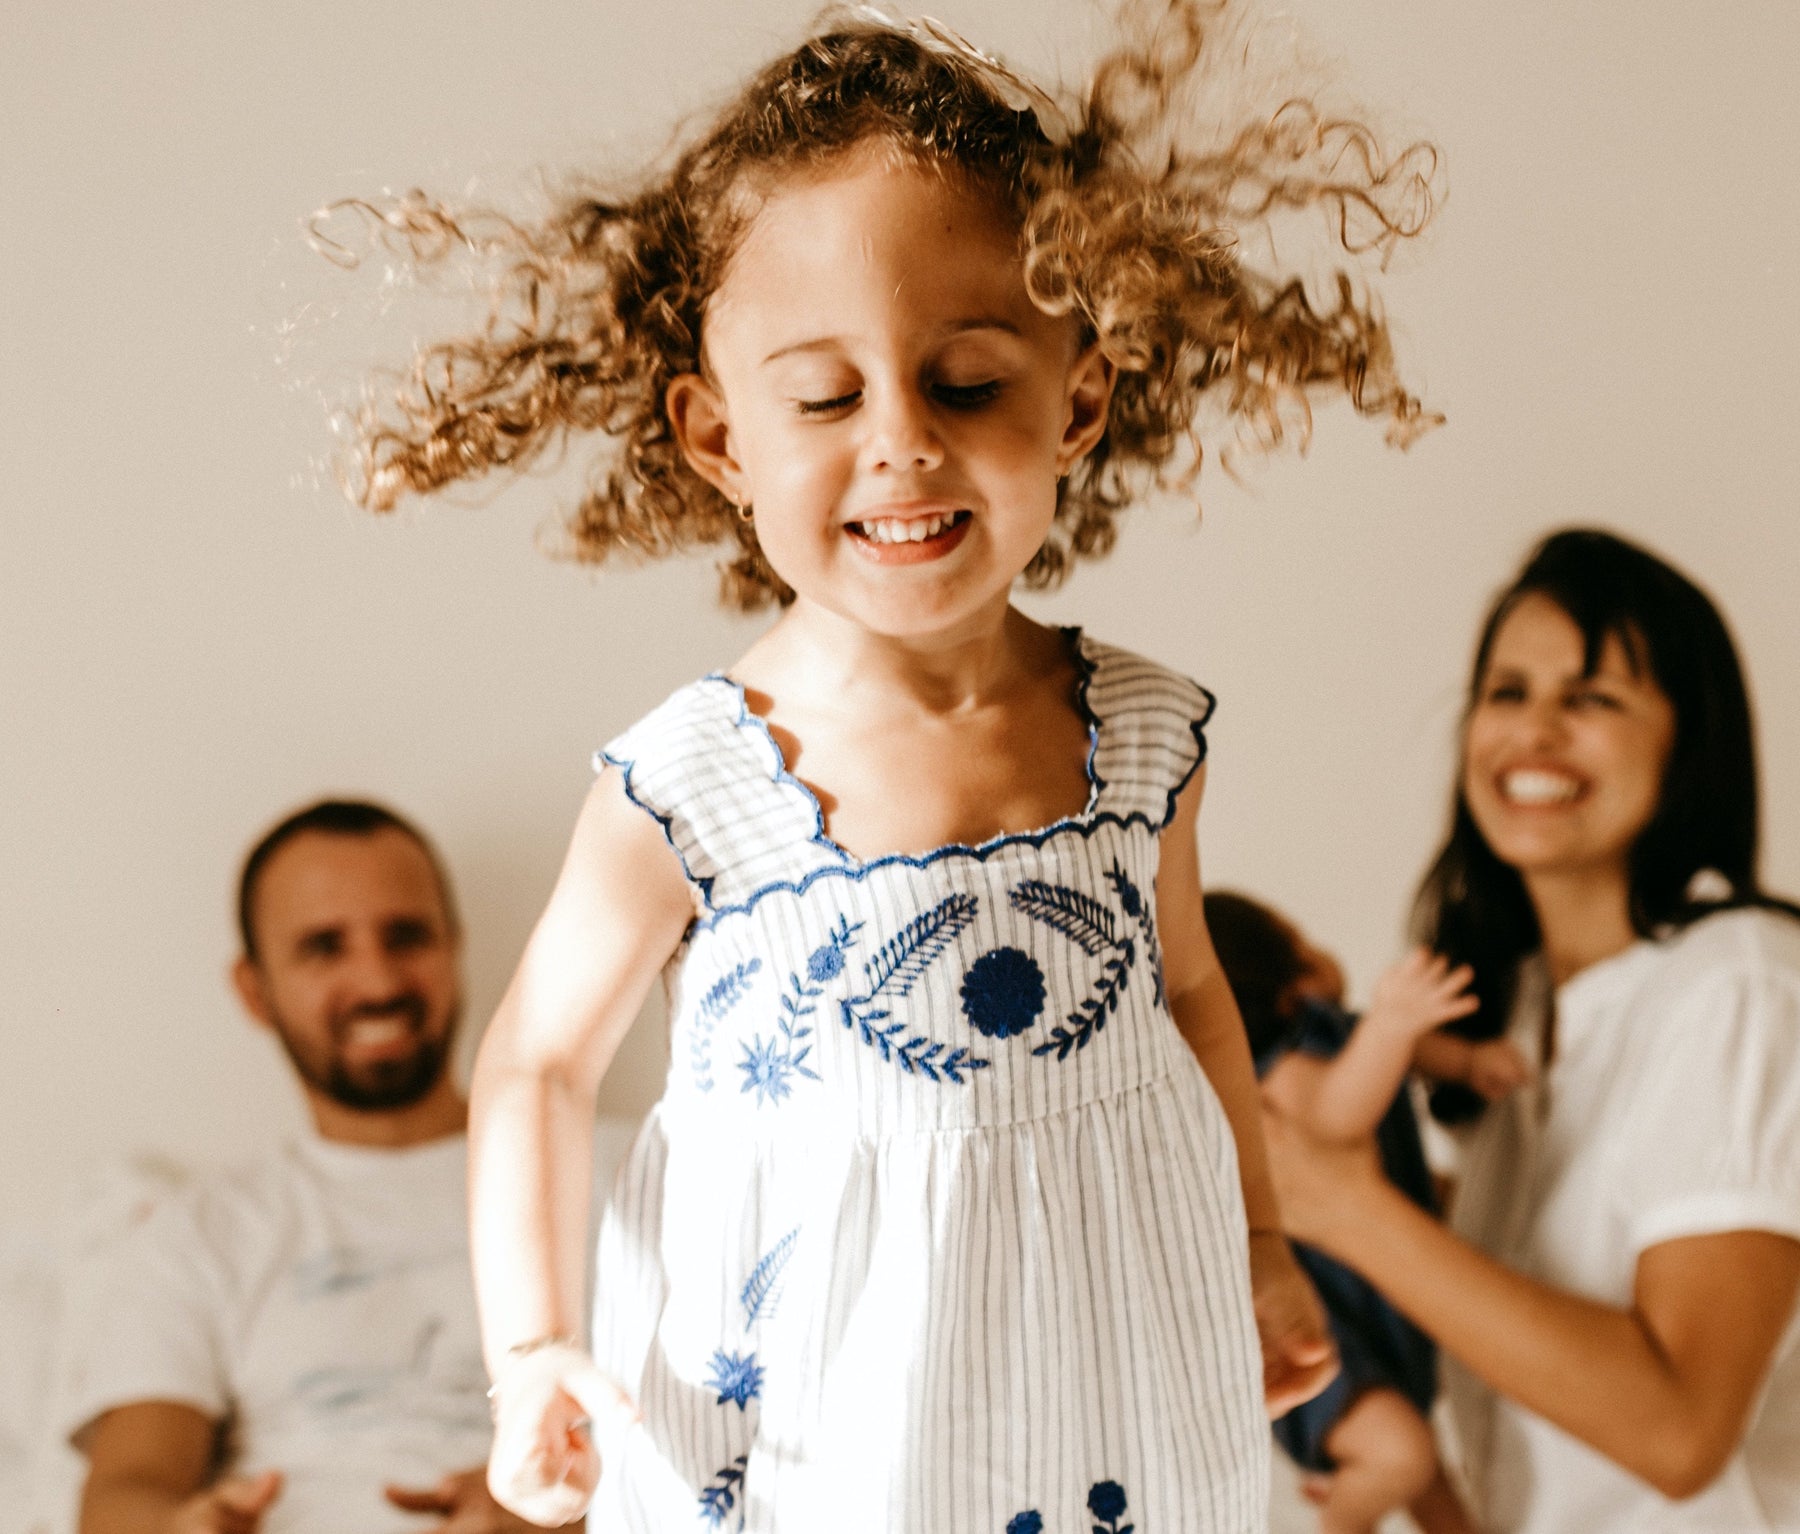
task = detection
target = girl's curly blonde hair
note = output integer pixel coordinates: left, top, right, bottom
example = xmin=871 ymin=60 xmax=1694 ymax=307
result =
xmin=332 ymin=2 xmax=1440 ymax=610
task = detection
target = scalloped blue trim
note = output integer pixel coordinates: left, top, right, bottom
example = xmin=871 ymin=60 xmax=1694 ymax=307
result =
xmin=596 ymin=628 xmax=1212 ymax=923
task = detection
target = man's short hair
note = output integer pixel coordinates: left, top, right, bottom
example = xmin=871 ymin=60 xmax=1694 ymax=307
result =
xmin=237 ymin=799 xmax=458 ymax=959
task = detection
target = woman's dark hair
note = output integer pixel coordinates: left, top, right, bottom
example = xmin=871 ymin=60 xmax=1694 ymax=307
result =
xmin=1415 ymin=526 xmax=1794 ymax=1121
xmin=1203 ymin=889 xmax=1307 ymax=1062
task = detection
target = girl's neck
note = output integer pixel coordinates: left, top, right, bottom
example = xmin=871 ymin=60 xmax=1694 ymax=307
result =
xmin=743 ymin=597 xmax=1051 ymax=717
xmin=1524 ymin=864 xmax=1641 ymax=986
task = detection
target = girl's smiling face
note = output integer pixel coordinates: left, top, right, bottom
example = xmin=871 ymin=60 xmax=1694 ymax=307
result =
xmin=1462 ymin=593 xmax=1676 ymax=886
xmin=666 ymin=142 xmax=1114 ymax=642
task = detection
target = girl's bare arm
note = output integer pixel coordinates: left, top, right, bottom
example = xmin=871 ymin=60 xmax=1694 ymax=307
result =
xmin=1158 ymin=768 xmax=1335 ymax=1413
xmin=467 ymin=768 xmax=693 ymax=1377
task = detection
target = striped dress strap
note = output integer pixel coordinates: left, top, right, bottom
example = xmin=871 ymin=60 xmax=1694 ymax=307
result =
xmin=595 ymin=676 xmax=850 ymax=912
xmin=1075 ymin=634 xmax=1215 ymax=829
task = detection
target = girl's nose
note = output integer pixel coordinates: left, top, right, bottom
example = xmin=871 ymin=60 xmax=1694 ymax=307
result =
xmin=863 ymin=384 xmax=944 ymax=473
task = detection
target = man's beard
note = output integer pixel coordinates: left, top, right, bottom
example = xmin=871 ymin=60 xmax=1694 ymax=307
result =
xmin=273 ymin=994 xmax=456 ymax=1113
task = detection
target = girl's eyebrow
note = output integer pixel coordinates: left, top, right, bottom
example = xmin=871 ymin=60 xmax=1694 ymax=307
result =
xmin=759 ymin=317 xmax=1023 ymax=367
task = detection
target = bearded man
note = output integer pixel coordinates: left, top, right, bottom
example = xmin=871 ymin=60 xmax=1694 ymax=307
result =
xmin=57 ymin=801 xmax=537 ymax=1534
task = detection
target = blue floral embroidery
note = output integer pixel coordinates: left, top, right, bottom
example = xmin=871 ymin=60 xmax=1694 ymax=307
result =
xmin=1103 ymin=861 xmax=1161 ymax=1007
xmin=1006 ymin=1515 xmax=1044 ymax=1534
xmin=697 ymin=1454 xmax=747 ymax=1525
xmin=704 ymin=1349 xmax=765 ymax=1411
xmin=737 ymin=919 xmax=859 ymax=1106
xmin=960 ymin=946 xmax=1047 ymax=1039
xmin=737 ymin=1031 xmax=817 ymax=1105
xmin=741 ymin=1228 xmax=799 ymax=1326
xmin=1087 ymin=1479 xmax=1132 ymax=1533
xmin=1010 ymin=879 xmax=1137 ymax=1058
xmin=839 ymin=894 xmax=990 ymax=1081
xmin=692 ymin=958 xmax=761 ymax=1092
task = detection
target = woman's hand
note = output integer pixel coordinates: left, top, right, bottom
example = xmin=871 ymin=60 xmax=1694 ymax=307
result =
xmin=1260 ymin=1103 xmax=1388 ymax=1255
xmin=485 ymin=1342 xmax=638 ymax=1526
xmin=1247 ymin=1229 xmax=1338 ymax=1416
xmin=1466 ymin=1037 xmax=1533 ymax=1100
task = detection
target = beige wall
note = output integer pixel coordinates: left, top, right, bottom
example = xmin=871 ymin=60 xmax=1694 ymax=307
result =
xmin=5 ymin=0 xmax=1798 ymax=1231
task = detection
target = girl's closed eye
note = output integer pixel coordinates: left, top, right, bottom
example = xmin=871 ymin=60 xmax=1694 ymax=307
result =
xmin=793 ymin=389 xmax=861 ymax=416
xmin=933 ymin=378 xmax=1003 ymax=409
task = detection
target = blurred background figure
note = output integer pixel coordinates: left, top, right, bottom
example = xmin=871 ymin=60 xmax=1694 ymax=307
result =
xmin=54 ymin=801 xmax=535 ymax=1534
xmin=1209 ymin=888 xmax=1519 ymax=1533
xmin=1267 ymin=529 xmax=1800 ymax=1532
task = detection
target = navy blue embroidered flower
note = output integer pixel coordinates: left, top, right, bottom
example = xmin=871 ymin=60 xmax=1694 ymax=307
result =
xmin=1087 ymin=1479 xmax=1130 ymax=1527
xmin=705 ymin=1348 xmax=765 ymax=1410
xmin=1005 ymin=1514 xmax=1044 ymax=1534
xmin=805 ymin=915 xmax=859 ymax=982
xmin=959 ymin=947 xmax=1047 ymax=1039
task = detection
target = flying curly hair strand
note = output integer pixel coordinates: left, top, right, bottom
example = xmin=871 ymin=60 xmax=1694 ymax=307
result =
xmin=324 ymin=2 xmax=1442 ymax=610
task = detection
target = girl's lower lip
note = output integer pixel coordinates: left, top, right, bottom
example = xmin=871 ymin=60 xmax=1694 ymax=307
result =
xmin=845 ymin=514 xmax=972 ymax=565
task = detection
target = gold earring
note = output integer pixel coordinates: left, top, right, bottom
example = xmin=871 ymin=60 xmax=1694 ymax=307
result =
xmin=731 ymin=492 xmax=753 ymax=522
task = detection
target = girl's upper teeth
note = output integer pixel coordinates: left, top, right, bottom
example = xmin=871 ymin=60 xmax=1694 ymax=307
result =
xmin=1503 ymin=769 xmax=1581 ymax=805
xmin=857 ymin=513 xmax=954 ymax=543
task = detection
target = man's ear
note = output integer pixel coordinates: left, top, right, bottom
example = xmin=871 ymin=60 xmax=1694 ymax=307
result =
xmin=666 ymin=373 xmax=748 ymax=507
xmin=232 ymin=956 xmax=274 ymax=1032
xmin=1056 ymin=341 xmax=1118 ymax=475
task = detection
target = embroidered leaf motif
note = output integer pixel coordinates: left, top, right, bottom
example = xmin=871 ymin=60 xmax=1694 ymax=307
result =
xmin=691 ymin=958 xmax=761 ymax=1092
xmin=836 ymin=895 xmax=988 ymax=1082
xmin=741 ymin=1227 xmax=799 ymax=1326
xmin=701 ymin=958 xmax=763 ymax=1020
xmin=1005 ymin=1515 xmax=1044 ymax=1534
xmin=698 ymin=1454 xmax=748 ymax=1525
xmin=1104 ymin=860 xmax=1163 ymax=1006
xmin=861 ymin=893 xmax=979 ymax=999
xmin=1012 ymin=877 xmax=1139 ymax=1059
xmin=1009 ymin=881 xmax=1118 ymax=956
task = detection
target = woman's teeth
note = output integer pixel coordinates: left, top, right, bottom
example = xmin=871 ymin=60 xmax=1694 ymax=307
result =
xmin=851 ymin=511 xmax=963 ymax=544
xmin=1502 ymin=769 xmax=1582 ymax=805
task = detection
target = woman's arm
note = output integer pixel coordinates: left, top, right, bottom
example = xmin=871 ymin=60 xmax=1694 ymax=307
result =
xmin=469 ymin=769 xmax=693 ymax=1520
xmin=1157 ymin=766 xmax=1335 ymax=1413
xmin=1265 ymin=1114 xmax=1800 ymax=1498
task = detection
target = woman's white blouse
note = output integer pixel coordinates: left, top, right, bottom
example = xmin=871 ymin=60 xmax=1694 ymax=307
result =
xmin=1446 ymin=907 xmax=1800 ymax=1532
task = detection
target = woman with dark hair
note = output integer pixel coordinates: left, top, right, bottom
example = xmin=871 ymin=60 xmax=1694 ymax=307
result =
xmin=1265 ymin=528 xmax=1800 ymax=1532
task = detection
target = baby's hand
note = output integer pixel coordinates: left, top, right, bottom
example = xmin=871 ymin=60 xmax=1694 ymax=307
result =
xmin=1367 ymin=949 xmax=1478 ymax=1040
xmin=486 ymin=1341 xmax=638 ymax=1526
xmin=1247 ymin=1230 xmax=1338 ymax=1417
xmin=1466 ymin=1037 xmax=1533 ymax=1101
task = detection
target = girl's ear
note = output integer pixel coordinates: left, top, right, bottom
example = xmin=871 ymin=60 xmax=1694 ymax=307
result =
xmin=666 ymin=372 xmax=747 ymax=504
xmin=1056 ymin=342 xmax=1118 ymax=475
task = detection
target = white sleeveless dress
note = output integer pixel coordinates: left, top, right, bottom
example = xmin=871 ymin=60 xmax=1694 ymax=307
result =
xmin=588 ymin=631 xmax=1267 ymax=1533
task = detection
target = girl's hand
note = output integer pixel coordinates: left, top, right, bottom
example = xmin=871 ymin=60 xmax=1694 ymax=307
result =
xmin=1466 ymin=1037 xmax=1533 ymax=1100
xmin=1366 ymin=949 xmax=1479 ymax=1040
xmin=485 ymin=1342 xmax=638 ymax=1526
xmin=1247 ymin=1229 xmax=1337 ymax=1416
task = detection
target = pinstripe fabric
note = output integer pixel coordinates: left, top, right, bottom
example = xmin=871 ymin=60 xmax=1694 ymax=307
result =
xmin=589 ymin=633 xmax=1268 ymax=1532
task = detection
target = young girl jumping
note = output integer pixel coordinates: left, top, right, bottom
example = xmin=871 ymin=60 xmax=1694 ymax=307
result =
xmin=336 ymin=6 xmax=1438 ymax=1528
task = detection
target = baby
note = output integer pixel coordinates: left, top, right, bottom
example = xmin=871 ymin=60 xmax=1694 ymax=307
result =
xmin=1206 ymin=890 xmax=1530 ymax=1534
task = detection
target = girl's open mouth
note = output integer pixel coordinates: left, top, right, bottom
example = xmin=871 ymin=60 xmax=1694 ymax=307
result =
xmin=845 ymin=509 xmax=972 ymax=563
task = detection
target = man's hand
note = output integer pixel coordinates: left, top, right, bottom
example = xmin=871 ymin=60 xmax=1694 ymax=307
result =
xmin=169 ymin=1471 xmax=282 ymax=1534
xmin=386 ymin=1469 xmax=542 ymax=1531
xmin=1247 ymin=1229 xmax=1338 ymax=1417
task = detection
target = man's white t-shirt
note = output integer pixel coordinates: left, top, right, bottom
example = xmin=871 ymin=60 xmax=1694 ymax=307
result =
xmin=1445 ymin=908 xmax=1800 ymax=1533
xmin=56 ymin=1132 xmax=493 ymax=1534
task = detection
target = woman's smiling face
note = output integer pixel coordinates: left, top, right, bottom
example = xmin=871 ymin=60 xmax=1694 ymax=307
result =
xmin=1462 ymin=592 xmax=1676 ymax=887
xmin=665 ymin=141 xmax=1113 ymax=642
